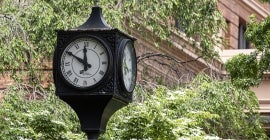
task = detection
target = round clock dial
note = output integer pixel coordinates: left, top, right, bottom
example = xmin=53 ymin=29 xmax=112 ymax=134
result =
xmin=60 ymin=37 xmax=109 ymax=89
xmin=119 ymin=39 xmax=137 ymax=93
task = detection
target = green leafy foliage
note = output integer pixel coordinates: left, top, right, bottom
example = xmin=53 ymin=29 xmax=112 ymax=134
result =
xmin=0 ymin=0 xmax=224 ymax=81
xmin=0 ymin=0 xmax=90 ymax=78
xmin=225 ymin=52 xmax=261 ymax=88
xmin=245 ymin=15 xmax=270 ymax=52
xmin=0 ymin=0 xmax=267 ymax=139
xmin=0 ymin=84 xmax=86 ymax=140
xmin=225 ymin=13 xmax=270 ymax=88
xmin=0 ymin=75 xmax=266 ymax=139
xmin=261 ymin=0 xmax=270 ymax=2
xmin=245 ymin=15 xmax=270 ymax=73
xmin=191 ymin=75 xmax=265 ymax=139
xmin=101 ymin=75 xmax=267 ymax=139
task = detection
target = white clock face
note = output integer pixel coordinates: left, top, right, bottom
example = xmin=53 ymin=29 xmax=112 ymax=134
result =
xmin=121 ymin=41 xmax=136 ymax=92
xmin=60 ymin=38 xmax=109 ymax=88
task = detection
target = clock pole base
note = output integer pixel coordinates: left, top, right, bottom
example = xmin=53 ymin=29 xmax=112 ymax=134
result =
xmin=86 ymin=131 xmax=100 ymax=140
xmin=58 ymin=94 xmax=128 ymax=139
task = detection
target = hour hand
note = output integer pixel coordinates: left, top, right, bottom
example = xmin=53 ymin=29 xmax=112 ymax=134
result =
xmin=123 ymin=62 xmax=129 ymax=74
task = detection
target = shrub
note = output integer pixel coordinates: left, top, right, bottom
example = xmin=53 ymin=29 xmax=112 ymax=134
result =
xmin=101 ymin=75 xmax=267 ymax=139
xmin=0 ymin=84 xmax=85 ymax=140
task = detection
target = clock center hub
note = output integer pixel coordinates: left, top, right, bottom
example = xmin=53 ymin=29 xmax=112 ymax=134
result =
xmin=71 ymin=49 xmax=101 ymax=78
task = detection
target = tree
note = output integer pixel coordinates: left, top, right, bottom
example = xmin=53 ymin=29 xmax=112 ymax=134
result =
xmin=0 ymin=84 xmax=86 ymax=139
xmin=101 ymin=75 xmax=267 ymax=139
xmin=0 ymin=0 xmax=224 ymax=82
xmin=0 ymin=75 xmax=267 ymax=139
xmin=0 ymin=0 xmax=268 ymax=139
xmin=225 ymin=1 xmax=270 ymax=89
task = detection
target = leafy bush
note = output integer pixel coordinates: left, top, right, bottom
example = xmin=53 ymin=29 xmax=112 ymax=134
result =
xmin=101 ymin=87 xmax=219 ymax=140
xmin=101 ymin=75 xmax=267 ymax=139
xmin=0 ymin=75 xmax=267 ymax=139
xmin=225 ymin=14 xmax=270 ymax=89
xmin=225 ymin=53 xmax=261 ymax=88
xmin=0 ymin=84 xmax=85 ymax=140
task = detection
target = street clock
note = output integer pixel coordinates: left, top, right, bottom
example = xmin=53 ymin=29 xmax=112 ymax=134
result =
xmin=53 ymin=6 xmax=137 ymax=139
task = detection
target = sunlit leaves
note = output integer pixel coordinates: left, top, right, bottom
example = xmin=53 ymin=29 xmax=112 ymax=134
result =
xmin=0 ymin=85 xmax=85 ymax=140
xmin=246 ymin=15 xmax=270 ymax=51
xmin=226 ymin=5 xmax=270 ymax=88
xmin=101 ymin=75 xmax=267 ymax=139
xmin=225 ymin=53 xmax=262 ymax=88
xmin=0 ymin=0 xmax=224 ymax=78
xmin=0 ymin=76 xmax=266 ymax=139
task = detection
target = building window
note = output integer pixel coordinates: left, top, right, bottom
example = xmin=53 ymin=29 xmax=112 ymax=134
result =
xmin=174 ymin=17 xmax=202 ymax=42
xmin=238 ymin=20 xmax=250 ymax=49
xmin=174 ymin=17 xmax=185 ymax=33
xmin=225 ymin=20 xmax=231 ymax=49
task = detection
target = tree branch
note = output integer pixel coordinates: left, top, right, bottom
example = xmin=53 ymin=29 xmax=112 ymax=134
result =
xmin=137 ymin=53 xmax=199 ymax=81
xmin=137 ymin=52 xmax=202 ymax=64
xmin=0 ymin=14 xmax=12 ymax=20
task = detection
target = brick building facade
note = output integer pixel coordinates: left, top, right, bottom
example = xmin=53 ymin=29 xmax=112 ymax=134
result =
xmin=134 ymin=0 xmax=270 ymax=87
xmin=219 ymin=0 xmax=270 ymax=49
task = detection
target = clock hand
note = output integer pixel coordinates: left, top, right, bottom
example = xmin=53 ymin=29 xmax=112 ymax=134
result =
xmin=123 ymin=62 xmax=129 ymax=75
xmin=67 ymin=51 xmax=92 ymax=68
xmin=124 ymin=66 xmax=127 ymax=75
xmin=80 ymin=70 xmax=85 ymax=74
xmin=83 ymin=46 xmax=89 ymax=71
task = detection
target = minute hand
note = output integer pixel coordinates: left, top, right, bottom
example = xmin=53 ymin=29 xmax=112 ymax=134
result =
xmin=67 ymin=51 xmax=91 ymax=68
xmin=83 ymin=46 xmax=89 ymax=70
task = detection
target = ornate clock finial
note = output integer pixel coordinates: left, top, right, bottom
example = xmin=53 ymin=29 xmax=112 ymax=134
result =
xmin=76 ymin=6 xmax=111 ymax=29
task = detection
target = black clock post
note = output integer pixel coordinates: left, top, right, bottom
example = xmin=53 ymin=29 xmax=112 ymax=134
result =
xmin=53 ymin=6 xmax=137 ymax=140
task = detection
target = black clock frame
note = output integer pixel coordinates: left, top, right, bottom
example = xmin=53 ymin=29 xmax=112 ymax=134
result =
xmin=117 ymin=39 xmax=137 ymax=93
xmin=56 ymin=35 xmax=113 ymax=91
xmin=53 ymin=6 xmax=138 ymax=139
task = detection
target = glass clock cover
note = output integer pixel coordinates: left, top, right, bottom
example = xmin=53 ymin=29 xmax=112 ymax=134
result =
xmin=120 ymin=39 xmax=137 ymax=93
xmin=60 ymin=37 xmax=109 ymax=89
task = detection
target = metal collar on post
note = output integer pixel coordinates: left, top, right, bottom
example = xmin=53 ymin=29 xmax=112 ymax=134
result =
xmin=94 ymin=0 xmax=99 ymax=6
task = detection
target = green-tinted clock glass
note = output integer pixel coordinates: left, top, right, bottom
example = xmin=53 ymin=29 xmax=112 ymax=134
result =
xmin=121 ymin=41 xmax=136 ymax=92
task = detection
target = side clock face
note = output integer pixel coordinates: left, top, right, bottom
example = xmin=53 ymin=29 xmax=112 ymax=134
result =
xmin=60 ymin=37 xmax=110 ymax=89
xmin=119 ymin=39 xmax=137 ymax=93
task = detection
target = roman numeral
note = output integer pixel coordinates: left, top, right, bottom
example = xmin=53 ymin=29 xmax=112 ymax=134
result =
xmin=93 ymin=78 xmax=97 ymax=83
xmin=75 ymin=44 xmax=79 ymax=49
xmin=102 ymin=61 xmax=107 ymax=65
xmin=99 ymin=70 xmax=105 ymax=75
xmin=83 ymin=80 xmax=87 ymax=86
xmin=66 ymin=70 xmax=72 ymax=77
xmin=73 ymin=77 xmax=79 ymax=84
xmin=100 ymin=52 xmax=105 ymax=55
xmin=65 ymin=62 xmax=70 ymax=66
xmin=84 ymin=42 xmax=89 ymax=47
